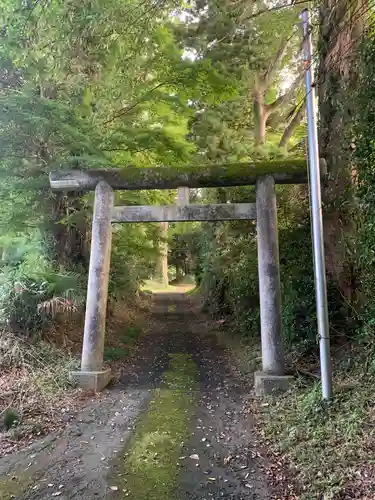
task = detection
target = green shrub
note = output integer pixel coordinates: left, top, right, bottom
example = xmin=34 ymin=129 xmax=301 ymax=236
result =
xmin=0 ymin=266 xmax=84 ymax=336
xmin=122 ymin=326 xmax=141 ymax=344
xmin=351 ymin=34 xmax=375 ymax=350
xmin=1 ymin=408 xmax=20 ymax=431
xmin=195 ymin=185 xmax=350 ymax=351
xmin=104 ymin=346 xmax=130 ymax=361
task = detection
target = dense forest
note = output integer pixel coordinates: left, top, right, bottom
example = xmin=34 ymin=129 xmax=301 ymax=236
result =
xmin=0 ymin=0 xmax=366 ymax=350
xmin=1 ymin=0 xmax=375 ymax=498
xmin=0 ymin=0 xmax=317 ymax=340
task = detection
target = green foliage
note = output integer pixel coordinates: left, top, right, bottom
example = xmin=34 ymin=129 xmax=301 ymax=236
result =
xmin=0 ymin=273 xmax=48 ymax=334
xmin=178 ymin=0 xmax=303 ymax=162
xmin=0 ymin=259 xmax=84 ymax=336
xmin=260 ymin=369 xmax=375 ymax=499
xmin=124 ymin=326 xmax=141 ymax=342
xmin=110 ymin=224 xmax=158 ymax=299
xmin=104 ymin=346 xmax=129 ymax=361
xmin=173 ymin=1 xmax=314 ymax=347
xmin=0 ymin=0 xmax=309 ymax=338
xmin=353 ymin=31 xmax=375 ymax=343
xmin=104 ymin=325 xmax=140 ymax=361
xmin=0 ymin=0 xmax=200 ymax=333
xmin=279 ymin=214 xmax=346 ymax=351
xmin=1 ymin=408 xmax=20 ymax=431
xmin=196 ymin=183 xmax=348 ymax=351
xmin=0 ymin=233 xmax=84 ymax=335
xmin=168 ymin=223 xmax=200 ymax=279
xmin=197 ymin=218 xmax=259 ymax=332
xmin=280 ymin=223 xmax=316 ymax=347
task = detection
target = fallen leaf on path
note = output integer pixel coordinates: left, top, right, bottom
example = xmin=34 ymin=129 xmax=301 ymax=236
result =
xmin=110 ymin=486 xmax=119 ymax=491
xmin=189 ymin=454 xmax=199 ymax=460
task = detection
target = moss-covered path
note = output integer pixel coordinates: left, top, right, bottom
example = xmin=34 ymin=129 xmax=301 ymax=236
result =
xmin=0 ymin=292 xmax=274 ymax=499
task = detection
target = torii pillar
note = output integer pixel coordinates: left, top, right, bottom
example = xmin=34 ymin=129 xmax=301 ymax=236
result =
xmin=71 ymin=181 xmax=114 ymax=391
xmin=48 ymin=161 xmax=313 ymax=395
xmin=254 ymin=176 xmax=293 ymax=395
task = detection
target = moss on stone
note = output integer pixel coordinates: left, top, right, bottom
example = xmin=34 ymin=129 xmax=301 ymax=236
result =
xmin=115 ymin=158 xmax=307 ymax=181
xmin=51 ymin=158 xmax=311 ymax=191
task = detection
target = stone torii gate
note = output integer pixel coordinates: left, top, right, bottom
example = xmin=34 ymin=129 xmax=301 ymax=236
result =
xmin=50 ymin=159 xmax=321 ymax=395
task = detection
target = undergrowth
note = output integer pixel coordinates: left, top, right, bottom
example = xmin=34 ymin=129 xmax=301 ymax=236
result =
xmin=0 ymin=331 xmax=79 ymax=450
xmin=253 ymin=349 xmax=375 ymax=499
xmin=0 ymin=297 xmax=147 ymax=455
xmin=104 ymin=326 xmax=141 ymax=361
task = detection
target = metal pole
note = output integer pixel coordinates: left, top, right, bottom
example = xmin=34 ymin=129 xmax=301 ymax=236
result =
xmin=301 ymin=8 xmax=333 ymax=400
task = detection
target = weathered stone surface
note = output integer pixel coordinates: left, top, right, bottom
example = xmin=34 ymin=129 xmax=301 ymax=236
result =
xmin=111 ymin=203 xmax=257 ymax=223
xmin=70 ymin=369 xmax=112 ymax=392
xmin=256 ymin=176 xmax=284 ymax=375
xmin=81 ymin=181 xmax=114 ymax=372
xmin=49 ymin=159 xmax=312 ymax=191
xmin=254 ymin=371 xmax=294 ymax=396
xmin=177 ymin=186 xmax=190 ymax=206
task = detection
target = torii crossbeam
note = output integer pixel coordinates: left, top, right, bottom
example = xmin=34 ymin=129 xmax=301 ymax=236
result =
xmin=49 ymin=158 xmax=326 ymax=395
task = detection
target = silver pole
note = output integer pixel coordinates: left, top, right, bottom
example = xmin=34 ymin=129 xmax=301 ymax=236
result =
xmin=301 ymin=8 xmax=333 ymax=400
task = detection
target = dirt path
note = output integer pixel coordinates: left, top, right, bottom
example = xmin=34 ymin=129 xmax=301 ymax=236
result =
xmin=0 ymin=292 xmax=274 ymax=499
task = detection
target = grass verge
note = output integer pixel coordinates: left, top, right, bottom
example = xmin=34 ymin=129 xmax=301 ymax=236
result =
xmin=210 ymin=317 xmax=375 ymax=498
xmin=111 ymin=352 xmax=199 ymax=499
xmin=253 ymin=361 xmax=375 ymax=499
xmin=104 ymin=326 xmax=141 ymax=361
xmin=214 ymin=324 xmax=262 ymax=376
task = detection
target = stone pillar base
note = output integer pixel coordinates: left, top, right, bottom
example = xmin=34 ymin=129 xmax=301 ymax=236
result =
xmin=70 ymin=369 xmax=112 ymax=392
xmin=254 ymin=371 xmax=294 ymax=396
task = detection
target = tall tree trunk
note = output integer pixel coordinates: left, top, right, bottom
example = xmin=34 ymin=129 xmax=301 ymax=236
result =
xmin=50 ymin=193 xmax=90 ymax=271
xmin=176 ymin=264 xmax=183 ymax=281
xmin=253 ymin=91 xmax=268 ymax=146
xmin=318 ymin=0 xmax=365 ymax=302
xmin=279 ymin=102 xmax=306 ymax=150
xmin=155 ymin=221 xmax=169 ymax=286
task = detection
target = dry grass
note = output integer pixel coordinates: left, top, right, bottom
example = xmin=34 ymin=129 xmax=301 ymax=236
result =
xmin=0 ymin=331 xmax=86 ymax=455
xmin=0 ymin=296 xmax=150 ymax=456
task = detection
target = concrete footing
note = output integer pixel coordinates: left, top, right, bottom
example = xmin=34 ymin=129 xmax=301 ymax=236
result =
xmin=70 ymin=369 xmax=112 ymax=392
xmin=254 ymin=371 xmax=294 ymax=396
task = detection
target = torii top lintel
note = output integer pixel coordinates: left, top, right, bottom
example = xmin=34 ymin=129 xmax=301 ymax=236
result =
xmin=49 ymin=158 xmax=325 ymax=192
